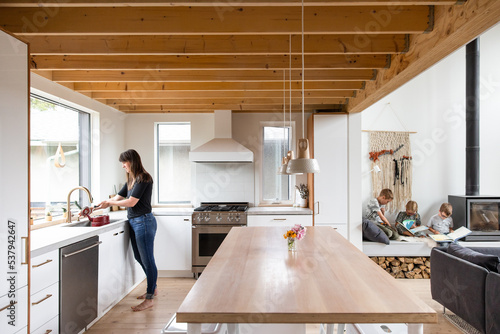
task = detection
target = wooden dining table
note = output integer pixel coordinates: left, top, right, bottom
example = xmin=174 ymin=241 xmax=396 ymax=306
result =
xmin=177 ymin=226 xmax=437 ymax=334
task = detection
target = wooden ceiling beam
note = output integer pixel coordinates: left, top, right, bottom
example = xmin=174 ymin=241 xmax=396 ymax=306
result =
xmin=0 ymin=0 xmax=463 ymax=7
xmin=104 ymin=97 xmax=347 ymax=105
xmin=91 ymin=90 xmax=355 ymax=99
xmin=118 ymin=103 xmax=345 ymax=112
xmin=26 ymin=34 xmax=409 ymax=55
xmin=30 ymin=54 xmax=390 ymax=70
xmin=73 ymin=81 xmax=365 ymax=92
xmin=1 ymin=6 xmax=432 ymax=35
xmin=347 ymin=0 xmax=500 ymax=113
xmin=44 ymin=69 xmax=377 ymax=82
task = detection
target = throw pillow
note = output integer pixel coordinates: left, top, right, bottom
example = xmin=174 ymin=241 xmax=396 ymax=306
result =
xmin=362 ymin=218 xmax=390 ymax=245
xmin=448 ymin=243 xmax=499 ymax=272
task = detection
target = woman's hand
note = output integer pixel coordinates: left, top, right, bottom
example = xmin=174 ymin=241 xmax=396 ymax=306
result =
xmin=95 ymin=201 xmax=111 ymax=209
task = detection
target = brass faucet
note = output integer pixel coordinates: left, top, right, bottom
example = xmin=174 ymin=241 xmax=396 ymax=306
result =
xmin=66 ymin=186 xmax=93 ymax=223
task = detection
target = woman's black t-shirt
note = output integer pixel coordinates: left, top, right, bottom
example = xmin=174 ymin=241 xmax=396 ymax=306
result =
xmin=117 ymin=181 xmax=153 ymax=219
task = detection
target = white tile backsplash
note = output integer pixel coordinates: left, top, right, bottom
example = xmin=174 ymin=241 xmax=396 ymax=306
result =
xmin=193 ymin=163 xmax=254 ymax=206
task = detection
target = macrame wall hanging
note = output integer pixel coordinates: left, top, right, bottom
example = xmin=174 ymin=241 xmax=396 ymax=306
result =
xmin=369 ymin=131 xmax=413 ymax=213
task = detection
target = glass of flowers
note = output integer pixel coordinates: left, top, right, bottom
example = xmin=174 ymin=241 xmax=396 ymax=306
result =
xmin=283 ymin=224 xmax=307 ymax=251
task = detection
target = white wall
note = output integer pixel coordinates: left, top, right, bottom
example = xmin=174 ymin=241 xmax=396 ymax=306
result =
xmin=125 ymin=111 xmax=309 ymax=206
xmin=31 ymin=73 xmax=126 ymax=202
xmin=361 ymin=23 xmax=500 ymax=225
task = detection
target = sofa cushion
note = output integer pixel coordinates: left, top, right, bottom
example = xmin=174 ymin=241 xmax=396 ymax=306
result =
xmin=448 ymin=243 xmax=499 ymax=272
xmin=362 ymin=218 xmax=390 ymax=245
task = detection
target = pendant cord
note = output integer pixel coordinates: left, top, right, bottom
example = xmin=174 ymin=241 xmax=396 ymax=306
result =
xmin=301 ymin=0 xmax=305 ymax=139
xmin=289 ymin=34 xmax=292 ymax=133
xmin=283 ymin=69 xmax=286 ymax=158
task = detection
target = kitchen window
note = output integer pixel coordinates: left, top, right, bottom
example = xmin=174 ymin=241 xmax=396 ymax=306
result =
xmin=156 ymin=122 xmax=191 ymax=204
xmin=30 ymin=95 xmax=91 ymax=223
xmin=261 ymin=123 xmax=293 ymax=203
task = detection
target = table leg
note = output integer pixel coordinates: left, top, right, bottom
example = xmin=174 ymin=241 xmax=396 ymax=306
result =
xmin=227 ymin=323 xmax=240 ymax=334
xmin=321 ymin=324 xmax=334 ymax=334
xmin=407 ymin=324 xmax=423 ymax=334
xmin=187 ymin=323 xmax=202 ymax=334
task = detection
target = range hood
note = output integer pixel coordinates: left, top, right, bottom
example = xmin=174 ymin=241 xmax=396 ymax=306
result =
xmin=189 ymin=110 xmax=254 ymax=163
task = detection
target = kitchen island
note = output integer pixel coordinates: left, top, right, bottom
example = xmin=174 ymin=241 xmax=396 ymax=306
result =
xmin=177 ymin=226 xmax=437 ymax=334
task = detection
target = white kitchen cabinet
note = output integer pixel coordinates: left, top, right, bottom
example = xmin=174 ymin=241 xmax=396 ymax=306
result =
xmin=308 ymin=114 xmax=348 ymax=239
xmin=30 ymin=282 xmax=59 ymax=333
xmin=0 ymin=31 xmax=29 ymax=334
xmin=98 ymin=225 xmax=129 ymax=315
xmin=30 ymin=249 xmax=59 ymax=333
xmin=31 ymin=316 xmax=58 ymax=334
xmin=247 ymin=215 xmax=312 ymax=228
xmin=0 ymin=285 xmax=28 ymax=334
xmin=154 ymin=216 xmax=192 ymax=274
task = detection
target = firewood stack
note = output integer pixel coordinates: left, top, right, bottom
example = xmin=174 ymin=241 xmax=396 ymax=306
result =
xmin=370 ymin=256 xmax=431 ymax=279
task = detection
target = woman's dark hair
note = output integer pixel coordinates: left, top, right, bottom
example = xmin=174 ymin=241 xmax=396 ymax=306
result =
xmin=119 ymin=149 xmax=152 ymax=189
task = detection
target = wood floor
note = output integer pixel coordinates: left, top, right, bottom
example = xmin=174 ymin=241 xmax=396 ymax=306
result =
xmin=87 ymin=278 xmax=461 ymax=334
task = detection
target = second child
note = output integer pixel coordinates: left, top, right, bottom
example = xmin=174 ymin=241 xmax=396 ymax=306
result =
xmin=395 ymin=200 xmax=423 ymax=237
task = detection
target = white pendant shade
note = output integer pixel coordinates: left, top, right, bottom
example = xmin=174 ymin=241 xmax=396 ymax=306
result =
xmin=278 ymin=151 xmax=303 ymax=175
xmin=286 ymin=139 xmax=320 ymax=174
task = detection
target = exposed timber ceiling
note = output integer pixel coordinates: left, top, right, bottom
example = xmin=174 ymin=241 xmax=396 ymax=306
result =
xmin=1 ymin=0 xmax=499 ymax=114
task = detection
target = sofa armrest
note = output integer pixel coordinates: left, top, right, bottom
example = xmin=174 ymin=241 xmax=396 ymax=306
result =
xmin=431 ymin=248 xmax=488 ymax=333
xmin=486 ymin=272 xmax=500 ymax=334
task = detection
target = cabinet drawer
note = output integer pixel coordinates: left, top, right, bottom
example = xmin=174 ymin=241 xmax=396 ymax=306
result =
xmin=248 ymin=215 xmax=313 ymax=227
xmin=31 ymin=282 xmax=59 ymax=332
xmin=31 ymin=315 xmax=58 ymax=334
xmin=0 ymin=285 xmax=28 ymax=334
xmin=31 ymin=249 xmax=59 ymax=295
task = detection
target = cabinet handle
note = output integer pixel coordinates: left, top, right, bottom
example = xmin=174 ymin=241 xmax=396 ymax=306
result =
xmin=273 ymin=218 xmax=287 ymax=221
xmin=184 ymin=219 xmax=190 ymax=221
xmin=113 ymin=233 xmax=119 ymax=236
xmin=63 ymin=241 xmax=102 ymax=258
xmin=32 ymin=294 xmax=52 ymax=305
xmin=22 ymin=236 xmax=29 ymax=265
xmin=32 ymin=259 xmax=53 ymax=268
xmin=119 ymin=230 xmax=125 ymax=234
xmin=0 ymin=301 xmax=16 ymax=312
xmin=315 ymin=201 xmax=320 ymax=215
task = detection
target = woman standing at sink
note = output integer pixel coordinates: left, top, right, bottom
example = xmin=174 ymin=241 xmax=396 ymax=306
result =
xmin=95 ymin=149 xmax=158 ymax=312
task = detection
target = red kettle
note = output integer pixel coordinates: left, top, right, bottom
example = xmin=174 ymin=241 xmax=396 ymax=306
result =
xmin=80 ymin=206 xmax=110 ymax=227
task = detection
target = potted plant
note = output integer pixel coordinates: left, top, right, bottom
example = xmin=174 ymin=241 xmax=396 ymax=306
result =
xmin=62 ymin=207 xmax=68 ymax=219
xmin=295 ymin=184 xmax=309 ymax=208
xmin=46 ymin=211 xmax=52 ymax=222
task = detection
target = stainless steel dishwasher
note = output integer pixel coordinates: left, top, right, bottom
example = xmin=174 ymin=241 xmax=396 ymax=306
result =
xmin=60 ymin=236 xmax=100 ymax=334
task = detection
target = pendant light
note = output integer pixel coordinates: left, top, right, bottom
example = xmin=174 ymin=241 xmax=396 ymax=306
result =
xmin=278 ymin=35 xmax=302 ymax=175
xmin=286 ymin=0 xmax=320 ymax=174
xmin=277 ymin=69 xmax=289 ymax=175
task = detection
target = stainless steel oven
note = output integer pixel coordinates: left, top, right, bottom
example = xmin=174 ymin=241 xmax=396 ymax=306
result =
xmin=192 ymin=202 xmax=248 ymax=278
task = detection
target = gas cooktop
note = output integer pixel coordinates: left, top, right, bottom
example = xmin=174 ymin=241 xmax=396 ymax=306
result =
xmin=193 ymin=202 xmax=249 ymax=212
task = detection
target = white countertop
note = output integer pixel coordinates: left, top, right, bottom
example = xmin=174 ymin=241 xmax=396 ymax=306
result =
xmin=247 ymin=207 xmax=313 ymax=215
xmin=31 ymin=210 xmax=129 ymax=257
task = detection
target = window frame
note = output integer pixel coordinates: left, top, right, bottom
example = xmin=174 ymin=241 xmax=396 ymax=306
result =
xmin=259 ymin=120 xmax=296 ymax=206
xmin=154 ymin=122 xmax=192 ymax=206
xmin=29 ymin=93 xmax=92 ymax=220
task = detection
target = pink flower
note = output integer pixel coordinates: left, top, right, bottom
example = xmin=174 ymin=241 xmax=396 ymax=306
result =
xmin=290 ymin=224 xmax=307 ymax=241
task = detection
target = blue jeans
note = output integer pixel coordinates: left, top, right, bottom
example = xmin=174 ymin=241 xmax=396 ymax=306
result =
xmin=129 ymin=213 xmax=158 ymax=299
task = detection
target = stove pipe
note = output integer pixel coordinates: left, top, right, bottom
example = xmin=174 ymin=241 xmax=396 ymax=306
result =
xmin=466 ymin=38 xmax=480 ymax=196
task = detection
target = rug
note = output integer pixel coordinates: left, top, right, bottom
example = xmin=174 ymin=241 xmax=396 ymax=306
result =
xmin=444 ymin=313 xmax=481 ymax=334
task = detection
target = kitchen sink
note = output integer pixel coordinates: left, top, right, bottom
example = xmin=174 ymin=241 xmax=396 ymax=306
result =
xmin=63 ymin=219 xmax=124 ymax=227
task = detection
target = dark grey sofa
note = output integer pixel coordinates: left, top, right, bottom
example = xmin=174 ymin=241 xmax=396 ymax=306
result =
xmin=430 ymin=246 xmax=500 ymax=334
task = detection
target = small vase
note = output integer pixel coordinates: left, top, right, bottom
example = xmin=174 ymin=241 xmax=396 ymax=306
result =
xmin=287 ymin=237 xmax=297 ymax=251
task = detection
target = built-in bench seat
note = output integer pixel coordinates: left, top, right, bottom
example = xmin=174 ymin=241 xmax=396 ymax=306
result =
xmin=362 ymin=239 xmax=435 ymax=257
